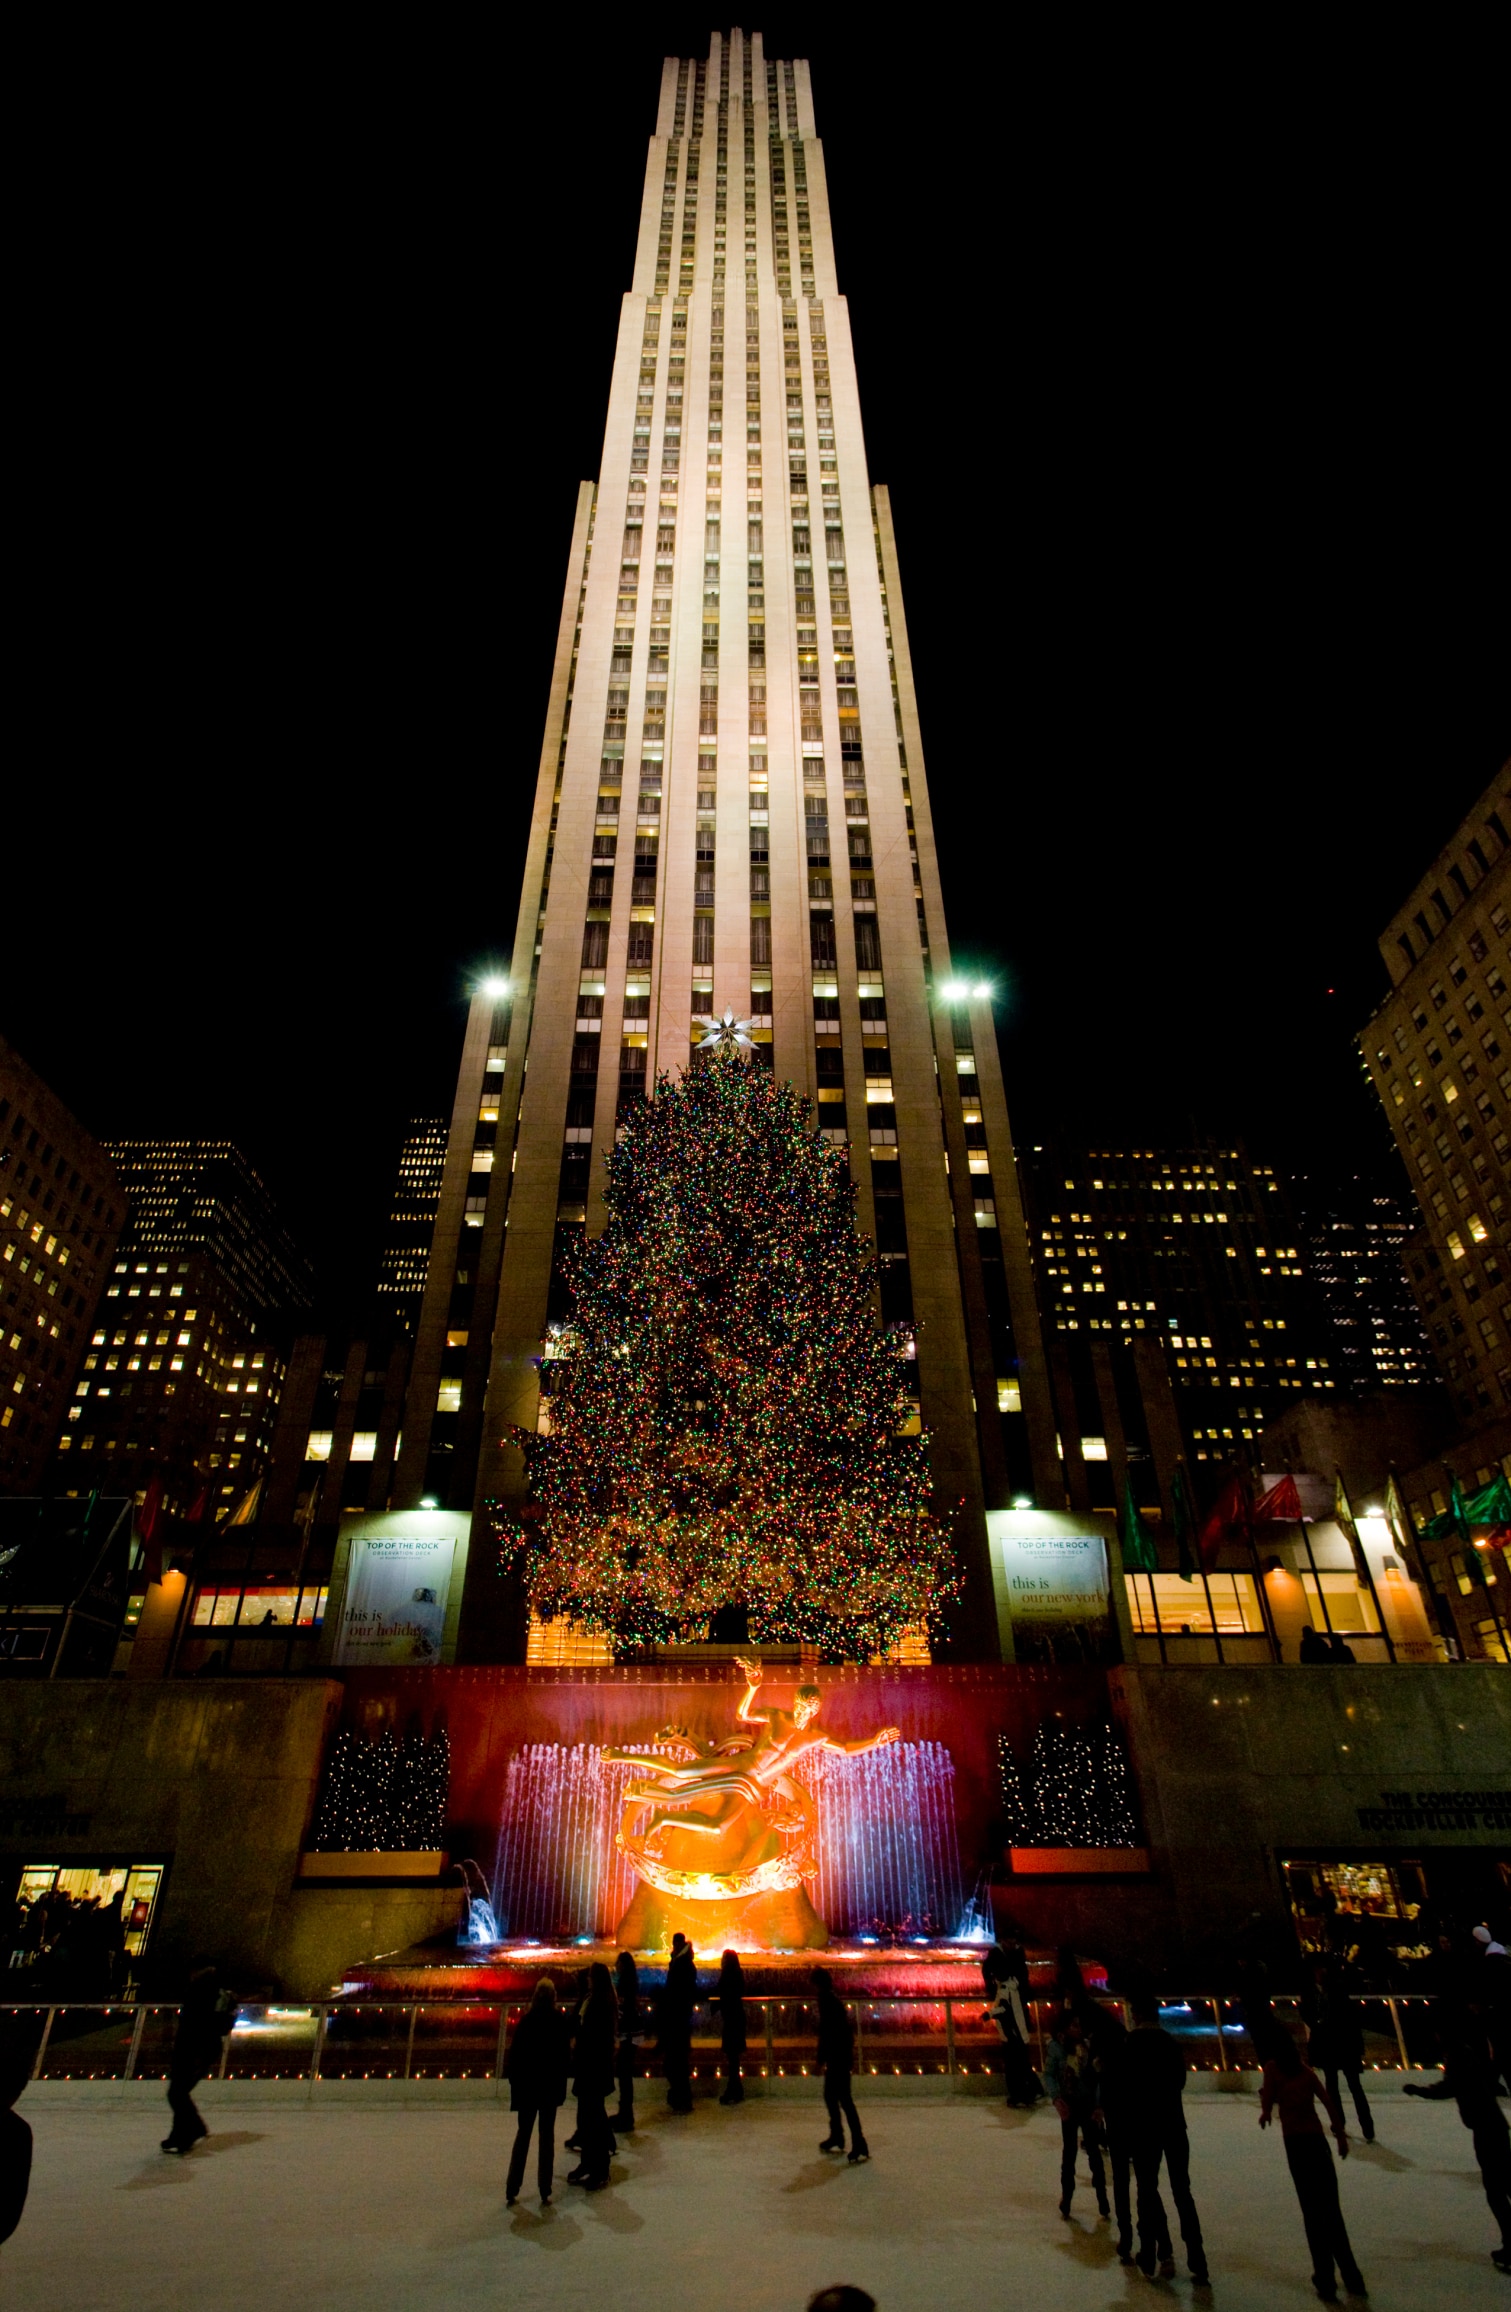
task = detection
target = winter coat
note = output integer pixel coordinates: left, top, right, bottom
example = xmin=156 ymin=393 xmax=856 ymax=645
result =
xmin=816 ymin=1990 xmax=855 ymax=2073
xmin=572 ymin=1996 xmax=617 ymax=2098
xmin=505 ymin=2005 xmax=572 ymax=2111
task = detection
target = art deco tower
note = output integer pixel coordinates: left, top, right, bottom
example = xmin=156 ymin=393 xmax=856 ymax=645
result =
xmin=395 ymin=32 xmax=1058 ymax=1658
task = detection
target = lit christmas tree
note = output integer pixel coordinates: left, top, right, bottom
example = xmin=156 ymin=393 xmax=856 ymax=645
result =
xmin=1031 ymin=1719 xmax=1083 ymax=1846
xmin=498 ymin=1042 xmax=957 ymax=1656
xmin=997 ymin=1733 xmax=1037 ymax=1844
xmin=419 ymin=1726 xmax=450 ymax=1849
xmin=1061 ymin=1726 xmax=1102 ymax=1846
xmin=309 ymin=1728 xmax=361 ymax=1851
xmin=386 ymin=1723 xmax=428 ymax=1848
xmin=1092 ymin=1721 xmax=1140 ymax=1847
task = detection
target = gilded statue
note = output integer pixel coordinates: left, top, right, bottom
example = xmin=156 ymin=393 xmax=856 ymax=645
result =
xmin=602 ymin=1657 xmax=900 ymax=1950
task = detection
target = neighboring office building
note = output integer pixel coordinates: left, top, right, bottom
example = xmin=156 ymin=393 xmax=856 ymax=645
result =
xmin=134 ymin=1314 xmax=416 ymax=1679
xmin=373 ymin=1117 xmax=446 ymax=1332
xmin=1021 ymin=1140 xmax=1340 ymax=1496
xmin=385 ymin=31 xmax=1056 ymax=1662
xmin=1297 ymin=1178 xmax=1440 ymax=1395
xmin=60 ymin=1141 xmax=314 ymax=1520
xmin=1359 ymin=768 xmax=1511 ymax=1427
xmin=0 ymin=1036 xmax=123 ymax=1491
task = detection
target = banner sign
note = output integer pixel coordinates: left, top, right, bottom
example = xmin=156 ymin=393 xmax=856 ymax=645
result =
xmin=993 ymin=1528 xmax=1109 ymax=1623
xmin=334 ymin=1532 xmax=456 ymax=1666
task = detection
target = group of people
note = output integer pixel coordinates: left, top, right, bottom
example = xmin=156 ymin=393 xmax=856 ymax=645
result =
xmin=5 ymin=1884 xmax=129 ymax=1995
xmin=993 ymin=1948 xmax=1211 ymax=2289
xmin=984 ymin=1925 xmax=1511 ymax=2298
xmin=502 ymin=1936 xmax=870 ymax=2204
xmin=1297 ymin=1626 xmax=1361 ymax=1664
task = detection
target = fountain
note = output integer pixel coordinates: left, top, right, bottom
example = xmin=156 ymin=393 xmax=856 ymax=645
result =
xmin=489 ymin=1735 xmax=966 ymax=1948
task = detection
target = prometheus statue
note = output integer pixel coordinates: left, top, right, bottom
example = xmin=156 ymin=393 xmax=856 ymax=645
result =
xmin=602 ymin=1657 xmax=900 ymax=1951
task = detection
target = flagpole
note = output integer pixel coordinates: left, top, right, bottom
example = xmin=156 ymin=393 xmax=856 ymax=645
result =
xmin=1178 ymin=1459 xmax=1226 ymax=1667
xmin=1335 ymin=1468 xmax=1396 ymax=1664
xmin=1242 ymin=1486 xmax=1283 ymax=1663
xmin=1295 ymin=1508 xmax=1337 ymax=1641
xmin=1448 ymin=1465 xmax=1511 ymax=1660
xmin=1389 ymin=1468 xmax=1462 ymax=1658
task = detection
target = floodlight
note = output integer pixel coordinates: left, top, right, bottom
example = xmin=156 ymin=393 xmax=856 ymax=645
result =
xmin=972 ymin=982 xmax=992 ymax=1000
xmin=940 ymin=980 xmax=968 ymax=1003
xmin=479 ymin=976 xmax=511 ymax=999
xmin=420 ymin=1495 xmax=440 ymax=1509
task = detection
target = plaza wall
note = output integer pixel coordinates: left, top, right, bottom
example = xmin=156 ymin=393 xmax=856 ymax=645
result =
xmin=3 ymin=1663 xmax=1509 ymax=1997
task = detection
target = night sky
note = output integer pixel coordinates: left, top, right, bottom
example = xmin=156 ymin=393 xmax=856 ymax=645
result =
xmin=11 ymin=19 xmax=1506 ymax=1313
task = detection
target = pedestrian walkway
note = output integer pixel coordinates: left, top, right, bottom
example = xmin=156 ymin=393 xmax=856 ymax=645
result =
xmin=5 ymin=2084 xmax=1505 ymax=2308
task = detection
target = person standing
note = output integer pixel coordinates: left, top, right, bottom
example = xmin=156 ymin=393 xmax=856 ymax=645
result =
xmin=814 ymin=1966 xmax=869 ymax=2162
xmin=659 ymin=1931 xmax=698 ymax=2113
xmin=1439 ymin=2006 xmax=1511 ymax=2274
xmin=1088 ymin=1997 xmax=1134 ymax=2262
xmin=1043 ymin=2009 xmax=1109 ymax=2222
xmin=1259 ymin=2028 xmax=1366 ymax=2302
xmin=161 ymin=1961 xmax=231 ymax=2154
xmin=1303 ymin=1963 xmax=1374 ymax=2143
xmin=504 ymin=1977 xmax=572 ymax=2206
xmin=715 ymin=1949 xmax=748 ymax=2105
xmin=0 ymin=2056 xmax=32 ymax=2244
xmin=985 ymin=1942 xmax=1042 ymax=2106
xmin=1116 ymin=1991 xmax=1207 ymax=2283
xmin=609 ymin=1950 xmax=640 ymax=2132
xmin=567 ymin=1962 xmax=618 ymax=2189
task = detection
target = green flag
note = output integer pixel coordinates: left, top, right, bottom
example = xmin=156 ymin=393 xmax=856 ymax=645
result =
xmin=1333 ymin=1468 xmax=1372 ymax=1584
xmin=1463 ymin=1472 xmax=1511 ymax=1528
xmin=1118 ymin=1480 xmax=1158 ymax=1574
xmin=1171 ymin=1463 xmax=1199 ymax=1584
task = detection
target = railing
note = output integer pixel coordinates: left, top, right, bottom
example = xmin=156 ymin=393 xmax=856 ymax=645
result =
xmin=7 ymin=1993 xmax=1442 ymax=2087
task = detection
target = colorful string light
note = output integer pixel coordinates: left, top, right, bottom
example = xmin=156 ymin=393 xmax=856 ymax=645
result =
xmin=490 ymin=1049 xmax=958 ymax=1657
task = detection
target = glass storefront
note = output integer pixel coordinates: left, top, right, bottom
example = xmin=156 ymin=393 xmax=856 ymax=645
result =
xmin=9 ymin=1860 xmax=165 ymax=1969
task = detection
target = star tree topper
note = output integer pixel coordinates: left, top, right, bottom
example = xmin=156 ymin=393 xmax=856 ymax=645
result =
xmin=694 ymin=1008 xmax=756 ymax=1053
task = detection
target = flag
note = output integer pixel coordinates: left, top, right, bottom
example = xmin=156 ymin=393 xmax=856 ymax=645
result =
xmin=1171 ymin=1463 xmax=1199 ymax=1583
xmin=1255 ymin=1473 xmax=1304 ymax=1524
xmin=136 ymin=1475 xmax=164 ymax=1587
xmin=1463 ymin=1472 xmax=1511 ymax=1529
xmin=1384 ymin=1472 xmax=1416 ymax=1558
xmin=223 ymin=1479 xmax=262 ymax=1529
xmin=182 ymin=1486 xmax=209 ymax=1525
xmin=1421 ymin=1478 xmax=1473 ymax=1544
xmin=1197 ymin=1474 xmax=1250 ymax=1573
xmin=1333 ymin=1468 xmax=1372 ymax=1585
xmin=1118 ymin=1480 xmax=1158 ymax=1573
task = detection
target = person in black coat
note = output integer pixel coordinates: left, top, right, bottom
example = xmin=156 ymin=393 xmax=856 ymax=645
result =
xmin=1302 ymin=1961 xmax=1374 ymax=2143
xmin=814 ymin=1966 xmax=869 ymax=2162
xmin=505 ymin=1977 xmax=572 ymax=2205
xmin=659 ymin=1932 xmax=698 ymax=2113
xmin=609 ymin=1950 xmax=640 ymax=2131
xmin=568 ymin=1962 xmax=618 ymax=2188
xmin=1120 ymin=1991 xmax=1208 ymax=2285
xmin=161 ymin=1962 xmax=231 ymax=2154
xmin=715 ymin=1950 xmax=748 ymax=2105
xmin=0 ymin=2055 xmax=33 ymax=2244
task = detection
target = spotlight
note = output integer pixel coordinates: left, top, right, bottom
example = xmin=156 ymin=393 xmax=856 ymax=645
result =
xmin=420 ymin=1496 xmax=440 ymax=1510
xmin=971 ymin=982 xmax=992 ymax=1000
xmin=479 ymin=975 xmax=510 ymax=998
xmin=1011 ymin=1494 xmax=1034 ymax=1509
xmin=940 ymin=980 xmax=968 ymax=1003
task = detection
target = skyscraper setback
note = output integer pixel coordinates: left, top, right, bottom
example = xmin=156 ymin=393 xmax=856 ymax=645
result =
xmin=402 ymin=33 xmax=1054 ymax=1657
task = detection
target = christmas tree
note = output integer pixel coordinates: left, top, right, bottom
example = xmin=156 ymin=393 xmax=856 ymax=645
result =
xmin=309 ymin=1728 xmax=361 ymax=1850
xmin=419 ymin=1726 xmax=450 ymax=1849
xmin=386 ymin=1723 xmax=428 ymax=1849
xmin=499 ymin=1043 xmax=956 ymax=1656
xmin=1092 ymin=1721 xmax=1141 ymax=1846
xmin=1031 ymin=1718 xmax=1087 ymax=1846
xmin=997 ymin=1733 xmax=1038 ymax=1845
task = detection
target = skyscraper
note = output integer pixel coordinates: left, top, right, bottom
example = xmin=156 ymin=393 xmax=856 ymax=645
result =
xmin=374 ymin=1117 xmax=446 ymax=1331
xmin=1359 ymin=770 xmax=1511 ymax=1426
xmin=61 ymin=1141 xmax=313 ymax=1516
xmin=397 ymin=33 xmax=1055 ymax=1658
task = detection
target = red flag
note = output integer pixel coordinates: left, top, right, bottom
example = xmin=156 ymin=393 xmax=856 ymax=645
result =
xmin=1197 ymin=1475 xmax=1250 ymax=1572
xmin=1255 ymin=1474 xmax=1304 ymax=1524
xmin=136 ymin=1476 xmax=164 ymax=1587
xmin=182 ymin=1486 xmax=209 ymax=1525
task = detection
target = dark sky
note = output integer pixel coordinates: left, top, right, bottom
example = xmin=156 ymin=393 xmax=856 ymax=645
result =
xmin=11 ymin=18 xmax=1507 ymax=1310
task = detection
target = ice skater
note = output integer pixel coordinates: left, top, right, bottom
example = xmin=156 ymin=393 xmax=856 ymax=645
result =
xmin=814 ymin=1966 xmax=869 ymax=2162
